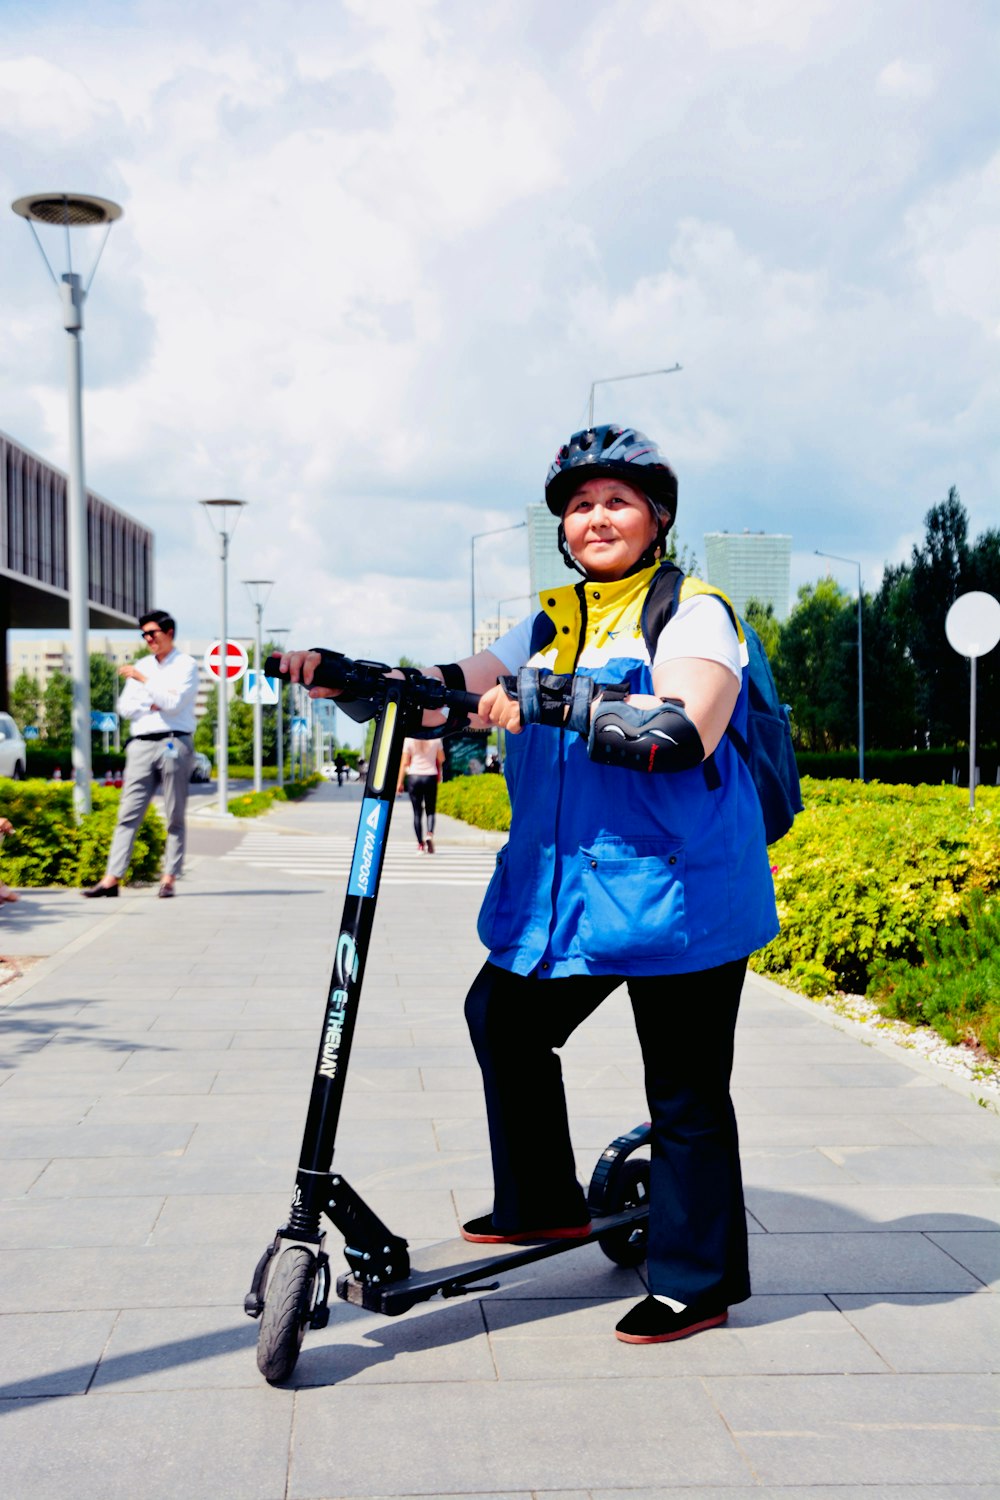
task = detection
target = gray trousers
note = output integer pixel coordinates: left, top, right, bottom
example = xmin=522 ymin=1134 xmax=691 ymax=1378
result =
xmin=106 ymin=736 xmax=194 ymax=880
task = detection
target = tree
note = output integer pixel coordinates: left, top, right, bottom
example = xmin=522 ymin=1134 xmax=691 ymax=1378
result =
xmin=773 ymin=578 xmax=857 ymax=750
xmin=906 ymin=488 xmax=972 ymax=746
xmin=865 ymin=564 xmax=918 ymax=750
xmin=10 ymin=671 xmax=41 ymax=731
xmin=89 ymin=654 xmax=119 ymax=714
xmin=43 ymin=670 xmax=73 ymax=746
xmin=743 ymin=598 xmax=781 ymax=660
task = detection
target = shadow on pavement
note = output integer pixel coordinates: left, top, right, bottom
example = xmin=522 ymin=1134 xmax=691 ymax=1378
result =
xmin=0 ymin=1193 xmax=995 ymax=1404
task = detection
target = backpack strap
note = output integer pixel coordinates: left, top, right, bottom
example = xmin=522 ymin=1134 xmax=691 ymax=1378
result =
xmin=638 ymin=568 xmax=747 ymax=792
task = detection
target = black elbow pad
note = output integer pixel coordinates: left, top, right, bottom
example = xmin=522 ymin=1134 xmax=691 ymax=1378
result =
xmin=587 ymin=698 xmax=705 ymax=773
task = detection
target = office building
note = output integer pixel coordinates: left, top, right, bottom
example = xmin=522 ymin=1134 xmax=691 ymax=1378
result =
xmin=703 ymin=531 xmax=792 ymax=620
xmin=526 ymin=502 xmax=566 ymax=596
xmin=7 ymin=635 xmax=252 ymax=726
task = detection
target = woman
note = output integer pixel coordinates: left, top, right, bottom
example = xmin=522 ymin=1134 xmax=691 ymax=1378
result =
xmin=397 ymin=736 xmax=445 ymax=852
xmin=284 ymin=424 xmax=778 ymax=1344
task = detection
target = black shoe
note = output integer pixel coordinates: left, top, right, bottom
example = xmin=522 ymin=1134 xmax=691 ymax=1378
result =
xmin=461 ymin=1213 xmax=592 ymax=1245
xmin=615 ymin=1295 xmax=728 ymax=1344
xmin=81 ymin=882 xmax=118 ymax=898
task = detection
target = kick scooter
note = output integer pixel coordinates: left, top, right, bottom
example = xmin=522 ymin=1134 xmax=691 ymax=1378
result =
xmin=244 ymin=652 xmax=651 ymax=1384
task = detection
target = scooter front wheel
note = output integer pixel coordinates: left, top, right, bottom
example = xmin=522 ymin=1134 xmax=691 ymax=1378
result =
xmin=257 ymin=1246 xmax=316 ymax=1384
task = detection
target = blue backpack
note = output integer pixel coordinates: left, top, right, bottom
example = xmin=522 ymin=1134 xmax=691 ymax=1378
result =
xmin=640 ymin=564 xmax=803 ymax=845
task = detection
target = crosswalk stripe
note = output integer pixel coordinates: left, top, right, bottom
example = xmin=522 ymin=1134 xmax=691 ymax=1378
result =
xmin=223 ymin=832 xmax=498 ymax=887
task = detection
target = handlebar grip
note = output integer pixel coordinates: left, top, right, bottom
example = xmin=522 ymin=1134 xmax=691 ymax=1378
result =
xmin=263 ymin=652 xmax=351 ymax=691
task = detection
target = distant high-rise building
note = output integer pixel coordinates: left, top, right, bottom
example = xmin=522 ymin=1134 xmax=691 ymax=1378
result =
xmin=526 ymin=502 xmax=566 ymax=596
xmin=703 ymin=531 xmax=792 ymax=621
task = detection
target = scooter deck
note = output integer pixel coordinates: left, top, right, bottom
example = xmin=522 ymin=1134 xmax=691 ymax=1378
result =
xmin=336 ymin=1204 xmax=648 ymax=1316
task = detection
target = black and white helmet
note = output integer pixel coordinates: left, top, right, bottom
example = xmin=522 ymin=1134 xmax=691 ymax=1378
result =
xmin=544 ymin=424 xmax=678 ymax=524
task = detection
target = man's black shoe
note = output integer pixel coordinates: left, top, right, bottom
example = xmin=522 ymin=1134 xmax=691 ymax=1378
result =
xmin=81 ymin=882 xmax=118 ymax=898
xmin=615 ymin=1295 xmax=728 ymax=1344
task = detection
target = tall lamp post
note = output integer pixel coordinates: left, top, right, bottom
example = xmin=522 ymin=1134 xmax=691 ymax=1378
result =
xmin=471 ymin=522 xmax=527 ymax=654
xmin=815 ymin=549 xmax=865 ymax=782
xmin=12 ymin=191 xmax=123 ymax=817
xmin=268 ymin=628 xmax=289 ymax=788
xmin=243 ymin=579 xmax=274 ymax=793
xmin=200 ymin=499 xmax=247 ymax=815
xmin=587 ymin=363 xmax=682 ymax=426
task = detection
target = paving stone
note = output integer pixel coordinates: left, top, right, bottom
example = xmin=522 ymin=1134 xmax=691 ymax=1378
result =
xmin=831 ymin=1292 xmax=1000 ymax=1372
xmin=290 ymin=1378 xmax=753 ymax=1494
xmin=484 ymin=1293 xmax=888 ymax=1378
xmin=748 ymin=1231 xmax=985 ymax=1293
xmin=926 ymin=1230 xmax=1000 ymax=1289
xmin=0 ymin=1122 xmax=194 ymax=1158
xmin=0 ymin=1388 xmax=292 ymax=1499
xmin=746 ymin=1184 xmax=1000 ymax=1233
xmin=704 ymin=1372 xmax=1000 ymax=1485
xmin=0 ymin=1243 xmax=253 ymax=1311
xmin=0 ymin=1309 xmax=118 ymax=1396
xmin=0 ymin=1159 xmax=49 ymax=1195
xmin=0 ymin=1195 xmax=162 ymax=1248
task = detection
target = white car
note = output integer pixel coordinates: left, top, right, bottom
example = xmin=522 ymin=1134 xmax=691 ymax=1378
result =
xmin=0 ymin=713 xmax=27 ymax=779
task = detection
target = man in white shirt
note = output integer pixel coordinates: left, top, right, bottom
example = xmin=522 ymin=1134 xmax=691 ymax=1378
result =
xmin=82 ymin=610 xmax=200 ymax=899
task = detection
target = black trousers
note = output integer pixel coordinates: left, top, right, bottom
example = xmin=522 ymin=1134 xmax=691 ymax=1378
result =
xmin=406 ymin=774 xmax=438 ymax=843
xmin=464 ymin=958 xmax=750 ymax=1307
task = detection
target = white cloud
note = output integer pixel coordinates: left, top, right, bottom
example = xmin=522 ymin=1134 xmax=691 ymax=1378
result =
xmin=2 ymin=0 xmax=998 ymax=669
xmin=876 ymin=58 xmax=936 ymax=101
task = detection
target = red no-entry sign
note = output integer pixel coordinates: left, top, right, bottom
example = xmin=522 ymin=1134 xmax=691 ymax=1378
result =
xmin=204 ymin=639 xmax=249 ymax=682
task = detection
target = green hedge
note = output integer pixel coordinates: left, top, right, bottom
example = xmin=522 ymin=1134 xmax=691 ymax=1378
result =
xmin=796 ymin=746 xmax=999 ymax=784
xmin=228 ymin=774 xmax=323 ymax=818
xmin=753 ymin=779 xmax=999 ymax=1000
xmin=0 ymin=780 xmax=165 ymax=887
xmin=437 ymin=775 xmax=511 ymax=832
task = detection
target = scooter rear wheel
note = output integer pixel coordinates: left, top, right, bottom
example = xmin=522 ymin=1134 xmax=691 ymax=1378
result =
xmin=257 ymin=1246 xmax=316 ymax=1384
xmin=598 ymin=1157 xmax=649 ymax=1268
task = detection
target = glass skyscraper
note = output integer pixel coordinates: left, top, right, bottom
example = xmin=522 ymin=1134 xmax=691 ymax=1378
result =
xmin=703 ymin=531 xmax=792 ymax=620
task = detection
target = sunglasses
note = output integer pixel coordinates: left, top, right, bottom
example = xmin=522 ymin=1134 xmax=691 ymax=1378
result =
xmin=140 ymin=629 xmax=162 ymax=640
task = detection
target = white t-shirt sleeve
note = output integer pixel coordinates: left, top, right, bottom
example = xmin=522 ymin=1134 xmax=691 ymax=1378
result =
xmin=652 ymin=595 xmax=745 ymax=683
xmin=490 ymin=614 xmax=538 ymax=673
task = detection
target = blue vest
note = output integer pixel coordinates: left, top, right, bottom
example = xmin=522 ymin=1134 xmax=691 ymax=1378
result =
xmin=477 ymin=566 xmax=780 ymax=977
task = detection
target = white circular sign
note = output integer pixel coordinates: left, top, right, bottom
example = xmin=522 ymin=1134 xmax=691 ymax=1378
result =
xmin=204 ymin=638 xmax=249 ymax=682
xmin=945 ymin=592 xmax=1000 ymax=659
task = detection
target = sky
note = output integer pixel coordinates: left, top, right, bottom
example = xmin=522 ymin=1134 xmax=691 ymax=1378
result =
xmin=2 ymin=0 xmax=998 ymax=683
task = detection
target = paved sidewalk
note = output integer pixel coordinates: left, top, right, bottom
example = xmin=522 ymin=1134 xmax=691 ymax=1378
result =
xmin=0 ymin=781 xmax=997 ymax=1499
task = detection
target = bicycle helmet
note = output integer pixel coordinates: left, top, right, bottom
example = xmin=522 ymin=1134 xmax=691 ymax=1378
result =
xmin=545 ymin=424 xmax=678 ymax=575
xmin=545 ymin=425 xmax=678 ymax=523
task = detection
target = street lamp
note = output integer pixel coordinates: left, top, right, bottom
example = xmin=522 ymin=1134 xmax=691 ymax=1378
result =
xmin=268 ymin=628 xmax=289 ymax=788
xmin=815 ymin=549 xmax=865 ymax=782
xmin=496 ymin=593 xmax=533 ymax=638
xmin=200 ymin=499 xmax=247 ymax=815
xmin=12 ymin=191 xmax=123 ymax=817
xmin=587 ymin=363 xmax=682 ymax=426
xmin=471 ymin=522 xmax=527 ymax=654
xmin=242 ymin=579 xmax=274 ymax=793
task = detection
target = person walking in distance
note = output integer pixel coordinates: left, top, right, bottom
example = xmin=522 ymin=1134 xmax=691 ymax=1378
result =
xmin=397 ymin=736 xmax=445 ymax=852
xmin=81 ymin=611 xmax=199 ymax=899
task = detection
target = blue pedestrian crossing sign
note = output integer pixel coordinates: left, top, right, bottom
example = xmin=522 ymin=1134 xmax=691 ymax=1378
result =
xmin=22 ymin=725 xmax=40 ymax=739
xmin=243 ymin=671 xmax=280 ymax=706
xmin=90 ymin=711 xmax=119 ymax=733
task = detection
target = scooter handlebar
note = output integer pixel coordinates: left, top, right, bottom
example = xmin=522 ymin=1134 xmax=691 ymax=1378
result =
xmin=263 ymin=652 xmax=483 ymax=718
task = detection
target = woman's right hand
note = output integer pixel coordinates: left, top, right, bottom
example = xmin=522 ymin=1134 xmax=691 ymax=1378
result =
xmin=478 ymin=683 xmax=522 ymax=734
xmin=277 ymin=651 xmax=341 ymax=699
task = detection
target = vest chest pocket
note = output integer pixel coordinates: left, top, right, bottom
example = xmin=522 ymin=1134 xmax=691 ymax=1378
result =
xmin=577 ymin=841 xmax=688 ymax=962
